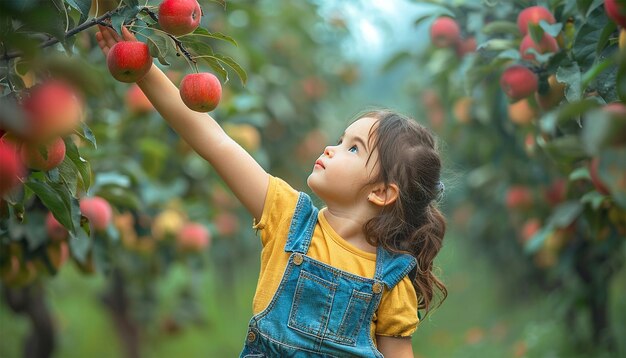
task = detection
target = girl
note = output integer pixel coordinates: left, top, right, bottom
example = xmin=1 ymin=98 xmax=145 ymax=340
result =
xmin=96 ymin=26 xmax=447 ymax=357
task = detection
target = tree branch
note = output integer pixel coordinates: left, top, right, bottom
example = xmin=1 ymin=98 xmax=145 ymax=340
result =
xmin=1 ymin=9 xmax=120 ymax=61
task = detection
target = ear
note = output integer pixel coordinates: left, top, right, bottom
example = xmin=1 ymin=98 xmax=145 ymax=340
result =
xmin=368 ymin=183 xmax=399 ymax=207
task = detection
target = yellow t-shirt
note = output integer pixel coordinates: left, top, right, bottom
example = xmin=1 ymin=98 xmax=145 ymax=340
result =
xmin=252 ymin=176 xmax=419 ymax=339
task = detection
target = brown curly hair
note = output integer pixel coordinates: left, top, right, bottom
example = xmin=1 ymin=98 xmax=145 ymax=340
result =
xmin=359 ymin=109 xmax=447 ymax=317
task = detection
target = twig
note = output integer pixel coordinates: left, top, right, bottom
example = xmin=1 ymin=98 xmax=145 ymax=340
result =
xmin=1 ymin=9 xmax=121 ymax=61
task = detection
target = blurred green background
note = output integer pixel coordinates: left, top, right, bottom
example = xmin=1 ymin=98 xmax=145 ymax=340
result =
xmin=1 ymin=0 xmax=625 ymax=357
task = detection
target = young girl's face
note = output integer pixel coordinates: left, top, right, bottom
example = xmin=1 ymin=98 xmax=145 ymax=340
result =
xmin=307 ymin=116 xmax=380 ymax=206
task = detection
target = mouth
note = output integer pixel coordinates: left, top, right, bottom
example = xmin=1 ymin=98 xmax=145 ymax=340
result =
xmin=314 ymin=159 xmax=325 ymax=169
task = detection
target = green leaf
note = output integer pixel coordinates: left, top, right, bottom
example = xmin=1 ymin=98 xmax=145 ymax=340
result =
xmin=546 ymin=201 xmax=583 ymax=228
xmin=476 ymin=39 xmax=517 ymax=51
xmin=539 ymin=98 xmax=600 ymax=134
xmin=146 ymin=33 xmax=173 ymax=65
xmin=569 ymin=167 xmax=591 ymax=181
xmin=581 ymin=58 xmax=615 ymax=89
xmin=111 ymin=5 xmax=141 ymax=34
xmin=211 ymin=53 xmax=248 ymax=86
xmin=25 ymin=179 xmax=73 ymax=231
xmin=557 ymin=64 xmax=582 ymax=102
xmin=482 ymin=20 xmax=519 ymax=36
xmin=76 ymin=122 xmax=97 ymax=149
xmin=598 ymin=148 xmax=626 ymax=208
xmin=538 ymin=135 xmax=588 ymax=164
xmin=64 ymin=137 xmax=92 ymax=191
xmin=528 ymin=23 xmax=545 ymax=45
xmin=181 ymin=27 xmax=238 ymax=47
xmin=580 ymin=190 xmax=606 ymax=210
xmin=381 ymin=51 xmax=412 ymax=72
xmin=65 ymin=0 xmax=91 ymax=24
xmin=596 ymin=21 xmax=617 ymax=54
xmin=525 ymin=226 xmax=551 ymax=254
xmin=121 ymin=0 xmax=139 ymax=7
xmin=69 ymin=228 xmax=91 ymax=263
xmin=539 ymin=21 xmax=563 ymax=38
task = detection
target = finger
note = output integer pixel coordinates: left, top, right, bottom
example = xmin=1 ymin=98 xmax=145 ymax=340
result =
xmin=121 ymin=26 xmax=137 ymax=41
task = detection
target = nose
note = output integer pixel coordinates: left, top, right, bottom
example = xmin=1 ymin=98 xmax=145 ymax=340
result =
xmin=324 ymin=146 xmax=334 ymax=158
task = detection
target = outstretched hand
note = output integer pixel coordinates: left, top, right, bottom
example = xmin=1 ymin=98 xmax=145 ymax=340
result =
xmin=95 ymin=25 xmax=138 ymax=56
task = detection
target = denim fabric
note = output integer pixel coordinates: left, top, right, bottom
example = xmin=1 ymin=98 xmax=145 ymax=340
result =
xmin=240 ymin=192 xmax=416 ymax=357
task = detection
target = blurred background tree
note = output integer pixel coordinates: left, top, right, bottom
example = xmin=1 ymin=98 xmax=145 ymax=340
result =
xmin=1 ymin=0 xmax=625 ymax=357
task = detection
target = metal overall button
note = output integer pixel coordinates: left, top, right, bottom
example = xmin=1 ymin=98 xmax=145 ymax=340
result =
xmin=246 ymin=330 xmax=257 ymax=343
xmin=293 ymin=253 xmax=304 ymax=265
xmin=372 ymin=282 xmax=383 ymax=294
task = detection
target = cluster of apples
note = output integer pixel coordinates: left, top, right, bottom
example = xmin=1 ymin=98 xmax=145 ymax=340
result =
xmin=0 ymin=79 xmax=85 ymax=196
xmin=429 ymin=17 xmax=477 ymax=58
xmin=116 ymin=208 xmax=211 ymax=254
xmin=105 ymin=0 xmax=222 ymax=112
xmin=499 ymin=6 xmax=559 ymax=102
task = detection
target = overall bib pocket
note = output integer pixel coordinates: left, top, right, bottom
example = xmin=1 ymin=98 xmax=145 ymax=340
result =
xmin=288 ymin=270 xmax=337 ymax=338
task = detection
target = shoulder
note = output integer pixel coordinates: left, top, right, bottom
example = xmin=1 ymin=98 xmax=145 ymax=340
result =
xmin=376 ymin=275 xmax=419 ymax=337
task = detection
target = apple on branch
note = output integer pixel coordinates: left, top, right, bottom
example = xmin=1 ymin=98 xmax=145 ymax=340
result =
xmin=158 ymin=0 xmax=202 ymax=36
xmin=106 ymin=41 xmax=153 ymax=83
xmin=500 ymin=65 xmax=538 ymax=101
xmin=179 ymin=73 xmax=222 ymax=112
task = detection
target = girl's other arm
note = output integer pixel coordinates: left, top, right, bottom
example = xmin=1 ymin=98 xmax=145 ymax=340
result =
xmin=96 ymin=26 xmax=269 ymax=220
xmin=376 ymin=336 xmax=414 ymax=357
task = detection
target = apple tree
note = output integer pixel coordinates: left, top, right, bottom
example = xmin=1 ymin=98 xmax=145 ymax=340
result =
xmin=384 ymin=0 xmax=625 ymax=353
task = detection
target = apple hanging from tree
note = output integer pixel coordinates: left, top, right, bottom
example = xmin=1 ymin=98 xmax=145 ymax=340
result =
xmin=179 ymin=73 xmax=222 ymax=112
xmin=177 ymin=222 xmax=211 ymax=252
xmin=21 ymin=80 xmax=84 ymax=141
xmin=158 ymin=0 xmax=202 ymax=36
xmin=517 ymin=6 xmax=556 ymax=35
xmin=106 ymin=41 xmax=152 ymax=83
xmin=0 ymin=138 xmax=25 ymax=196
xmin=80 ymin=196 xmax=113 ymax=231
xmin=20 ymin=136 xmax=66 ymax=171
xmin=500 ymin=65 xmax=538 ymax=100
xmin=519 ymin=33 xmax=559 ymax=61
xmin=605 ymin=0 xmax=626 ymax=29
xmin=430 ymin=17 xmax=461 ymax=48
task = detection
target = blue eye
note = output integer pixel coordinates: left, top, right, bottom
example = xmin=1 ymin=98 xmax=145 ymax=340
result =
xmin=348 ymin=145 xmax=358 ymax=153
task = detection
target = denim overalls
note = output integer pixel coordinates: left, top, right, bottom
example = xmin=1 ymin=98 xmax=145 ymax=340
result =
xmin=240 ymin=192 xmax=417 ymax=357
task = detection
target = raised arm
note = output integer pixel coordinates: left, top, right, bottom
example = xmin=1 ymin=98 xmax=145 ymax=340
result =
xmin=96 ymin=26 xmax=269 ymax=220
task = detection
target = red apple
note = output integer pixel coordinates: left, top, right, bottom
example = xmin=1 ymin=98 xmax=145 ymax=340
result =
xmin=176 ymin=222 xmax=211 ymax=252
xmin=455 ymin=36 xmax=477 ymax=57
xmin=500 ymin=65 xmax=538 ymax=100
xmin=506 ymin=186 xmax=534 ymax=209
xmin=544 ymin=179 xmax=567 ymax=207
xmin=125 ymin=84 xmax=154 ymax=114
xmin=521 ymin=218 xmax=542 ymax=242
xmin=430 ymin=17 xmax=461 ymax=48
xmin=214 ymin=212 xmax=239 ymax=236
xmin=519 ymin=33 xmax=559 ymax=61
xmin=20 ymin=137 xmax=66 ymax=171
xmin=158 ymin=0 xmax=202 ymax=36
xmin=21 ymin=80 xmax=84 ymax=141
xmin=0 ymin=138 xmax=25 ymax=196
xmin=517 ymin=6 xmax=556 ymax=35
xmin=106 ymin=41 xmax=152 ymax=83
xmin=589 ymin=157 xmax=610 ymax=195
xmin=605 ymin=0 xmax=626 ymax=28
xmin=179 ymin=73 xmax=222 ymax=112
xmin=46 ymin=212 xmax=68 ymax=241
xmin=80 ymin=196 xmax=113 ymax=231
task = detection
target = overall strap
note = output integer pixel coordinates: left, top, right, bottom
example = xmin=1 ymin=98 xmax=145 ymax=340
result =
xmin=284 ymin=192 xmax=319 ymax=254
xmin=374 ymin=246 xmax=417 ymax=290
